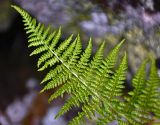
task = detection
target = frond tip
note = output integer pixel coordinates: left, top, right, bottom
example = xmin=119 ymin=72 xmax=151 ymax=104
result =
xmin=12 ymin=5 xmax=160 ymax=125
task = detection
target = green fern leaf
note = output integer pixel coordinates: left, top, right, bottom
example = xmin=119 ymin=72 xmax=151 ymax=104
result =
xmin=12 ymin=5 xmax=160 ymax=125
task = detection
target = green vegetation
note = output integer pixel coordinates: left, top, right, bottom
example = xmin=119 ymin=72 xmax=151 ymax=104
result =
xmin=12 ymin=5 xmax=160 ymax=125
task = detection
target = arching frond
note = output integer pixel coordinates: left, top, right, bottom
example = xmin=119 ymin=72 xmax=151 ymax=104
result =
xmin=12 ymin=5 xmax=160 ymax=125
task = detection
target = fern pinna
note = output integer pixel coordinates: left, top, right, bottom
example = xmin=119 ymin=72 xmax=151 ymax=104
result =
xmin=12 ymin=5 xmax=160 ymax=125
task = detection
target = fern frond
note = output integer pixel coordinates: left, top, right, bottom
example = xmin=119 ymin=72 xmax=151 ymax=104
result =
xmin=142 ymin=58 xmax=160 ymax=118
xmin=12 ymin=5 xmax=160 ymax=125
xmin=122 ymin=58 xmax=160 ymax=125
xmin=122 ymin=60 xmax=149 ymax=124
xmin=97 ymin=53 xmax=127 ymax=124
